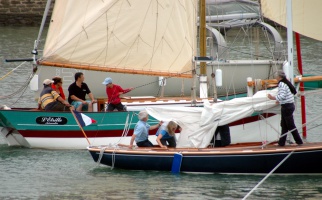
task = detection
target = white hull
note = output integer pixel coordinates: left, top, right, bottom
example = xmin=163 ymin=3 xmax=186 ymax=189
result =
xmin=1 ymin=114 xmax=281 ymax=149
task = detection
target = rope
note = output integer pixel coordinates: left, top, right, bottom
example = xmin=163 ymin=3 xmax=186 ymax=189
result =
xmin=0 ymin=62 xmax=26 ymax=81
xmin=113 ymin=112 xmax=134 ymax=145
xmin=242 ymin=150 xmax=294 ymax=200
xmin=262 ymin=110 xmax=322 ymax=148
xmin=97 ymin=146 xmax=107 ymax=165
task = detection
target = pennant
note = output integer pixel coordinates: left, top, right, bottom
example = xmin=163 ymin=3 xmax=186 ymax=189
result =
xmin=73 ymin=110 xmax=96 ymax=127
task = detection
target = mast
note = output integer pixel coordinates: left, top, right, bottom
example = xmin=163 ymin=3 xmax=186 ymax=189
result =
xmin=199 ymin=0 xmax=207 ymax=98
xmin=286 ymin=0 xmax=294 ymax=84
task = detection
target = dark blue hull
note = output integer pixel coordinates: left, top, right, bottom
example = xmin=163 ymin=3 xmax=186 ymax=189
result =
xmin=88 ymin=147 xmax=322 ymax=174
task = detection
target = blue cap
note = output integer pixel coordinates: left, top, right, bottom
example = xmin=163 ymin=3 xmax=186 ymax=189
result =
xmin=102 ymin=77 xmax=112 ymax=85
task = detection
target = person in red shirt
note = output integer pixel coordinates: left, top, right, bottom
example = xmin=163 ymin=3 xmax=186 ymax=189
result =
xmin=102 ymin=77 xmax=134 ymax=111
xmin=51 ymin=76 xmax=66 ymax=100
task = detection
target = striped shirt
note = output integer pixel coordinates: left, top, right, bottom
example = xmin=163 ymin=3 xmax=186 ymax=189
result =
xmin=276 ymin=82 xmax=295 ymax=104
xmin=38 ymin=86 xmax=61 ymax=109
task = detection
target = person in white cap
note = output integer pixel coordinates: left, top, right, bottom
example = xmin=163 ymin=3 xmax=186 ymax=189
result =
xmin=38 ymin=79 xmax=73 ymax=111
xmin=102 ymin=77 xmax=134 ymax=111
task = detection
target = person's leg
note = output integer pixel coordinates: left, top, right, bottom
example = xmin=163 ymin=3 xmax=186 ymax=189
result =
xmin=283 ymin=104 xmax=303 ymax=145
xmin=71 ymin=101 xmax=83 ymax=112
xmin=85 ymin=100 xmax=92 ymax=112
xmin=166 ymin=137 xmax=176 ymax=147
xmin=136 ymin=139 xmax=153 ymax=147
xmin=106 ymin=104 xmax=116 ymax=112
xmin=115 ymin=103 xmax=125 ymax=111
xmin=160 ymin=139 xmax=168 ymax=146
xmin=278 ymin=107 xmax=288 ymax=146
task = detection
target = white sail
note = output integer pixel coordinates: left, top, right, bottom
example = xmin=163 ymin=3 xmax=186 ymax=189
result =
xmin=261 ymin=0 xmax=322 ymax=41
xmin=40 ymin=0 xmax=198 ymax=78
xmin=146 ymin=89 xmax=279 ymax=148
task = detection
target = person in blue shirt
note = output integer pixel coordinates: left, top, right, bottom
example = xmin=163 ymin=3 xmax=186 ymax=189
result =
xmin=156 ymin=121 xmax=178 ymax=148
xmin=129 ymin=111 xmax=162 ymax=148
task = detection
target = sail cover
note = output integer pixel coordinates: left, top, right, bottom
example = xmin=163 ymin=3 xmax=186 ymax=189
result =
xmin=146 ymin=89 xmax=279 ymax=148
xmin=40 ymin=0 xmax=198 ymax=78
xmin=261 ymin=0 xmax=322 ymax=41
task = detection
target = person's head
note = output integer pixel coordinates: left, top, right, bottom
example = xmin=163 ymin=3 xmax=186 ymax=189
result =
xmin=275 ymin=70 xmax=286 ymax=81
xmin=43 ymin=79 xmax=54 ymax=87
xmin=74 ymin=72 xmax=84 ymax=82
xmin=52 ymin=76 xmax=63 ymax=87
xmin=167 ymin=121 xmax=178 ymax=136
xmin=102 ymin=77 xmax=113 ymax=88
xmin=138 ymin=111 xmax=149 ymax=121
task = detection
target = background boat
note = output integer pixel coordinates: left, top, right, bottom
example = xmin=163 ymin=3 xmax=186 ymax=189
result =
xmin=32 ymin=0 xmax=284 ymax=100
xmin=0 ymin=0 xmax=283 ymax=149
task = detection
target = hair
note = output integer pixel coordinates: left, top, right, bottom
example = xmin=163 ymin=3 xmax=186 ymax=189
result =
xmin=52 ymin=76 xmax=62 ymax=85
xmin=275 ymin=70 xmax=286 ymax=79
xmin=138 ymin=111 xmax=148 ymax=121
xmin=166 ymin=121 xmax=178 ymax=136
xmin=74 ymin=72 xmax=84 ymax=81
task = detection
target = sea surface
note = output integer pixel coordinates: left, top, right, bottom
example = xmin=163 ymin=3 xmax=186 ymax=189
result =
xmin=1 ymin=26 xmax=322 ymax=200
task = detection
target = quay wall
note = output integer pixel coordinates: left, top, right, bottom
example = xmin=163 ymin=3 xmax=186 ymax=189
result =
xmin=0 ymin=0 xmax=54 ymax=26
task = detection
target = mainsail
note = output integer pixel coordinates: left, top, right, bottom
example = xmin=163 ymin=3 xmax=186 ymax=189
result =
xmin=39 ymin=0 xmax=198 ymax=78
xmin=261 ymin=0 xmax=322 ymax=41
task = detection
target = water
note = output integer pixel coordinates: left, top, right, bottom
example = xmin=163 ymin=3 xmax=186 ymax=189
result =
xmin=2 ymin=27 xmax=322 ymax=199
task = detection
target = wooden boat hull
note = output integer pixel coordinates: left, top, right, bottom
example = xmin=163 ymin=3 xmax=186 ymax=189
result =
xmin=0 ymin=108 xmax=280 ymax=149
xmin=88 ymin=143 xmax=322 ymax=174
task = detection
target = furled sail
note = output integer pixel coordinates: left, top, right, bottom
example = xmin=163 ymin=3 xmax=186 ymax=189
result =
xmin=146 ymin=89 xmax=279 ymax=148
xmin=261 ymin=0 xmax=322 ymax=41
xmin=39 ymin=0 xmax=198 ymax=78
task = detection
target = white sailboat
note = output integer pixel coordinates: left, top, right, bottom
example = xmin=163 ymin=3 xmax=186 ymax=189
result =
xmin=2 ymin=0 xmax=320 ymax=150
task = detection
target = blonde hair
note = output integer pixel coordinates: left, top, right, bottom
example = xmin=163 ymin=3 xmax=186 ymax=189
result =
xmin=167 ymin=121 xmax=177 ymax=136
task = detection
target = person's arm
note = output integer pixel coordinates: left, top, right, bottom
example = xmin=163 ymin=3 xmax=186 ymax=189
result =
xmin=57 ymin=96 xmax=71 ymax=107
xmin=150 ymin=121 xmax=163 ymax=130
xmin=156 ymin=133 xmax=166 ymax=148
xmin=129 ymin=134 xmax=136 ymax=149
xmin=88 ymin=93 xmax=97 ymax=103
xmin=121 ymin=87 xmax=134 ymax=95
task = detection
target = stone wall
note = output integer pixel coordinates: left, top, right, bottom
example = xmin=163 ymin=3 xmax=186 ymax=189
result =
xmin=0 ymin=0 xmax=54 ymax=26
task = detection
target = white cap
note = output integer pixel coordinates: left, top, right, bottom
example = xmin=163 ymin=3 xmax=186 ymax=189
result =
xmin=43 ymin=79 xmax=54 ymax=85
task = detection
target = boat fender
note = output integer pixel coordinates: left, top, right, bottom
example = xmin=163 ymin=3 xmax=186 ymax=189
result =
xmin=29 ymin=74 xmax=39 ymax=91
xmin=215 ymin=69 xmax=222 ymax=87
xmin=171 ymin=152 xmax=183 ymax=173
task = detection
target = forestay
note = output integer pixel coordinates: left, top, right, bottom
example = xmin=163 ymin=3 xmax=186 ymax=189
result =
xmin=39 ymin=0 xmax=198 ymax=78
xmin=146 ymin=89 xmax=279 ymax=148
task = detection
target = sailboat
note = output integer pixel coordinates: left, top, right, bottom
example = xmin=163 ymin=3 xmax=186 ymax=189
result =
xmin=0 ymin=0 xmax=318 ymax=150
xmin=87 ymin=0 xmax=322 ymax=174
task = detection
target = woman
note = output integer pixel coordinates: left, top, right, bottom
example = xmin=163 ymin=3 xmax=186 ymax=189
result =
xmin=267 ymin=70 xmax=303 ymax=146
xmin=51 ymin=76 xmax=66 ymax=100
xmin=156 ymin=121 xmax=178 ymax=148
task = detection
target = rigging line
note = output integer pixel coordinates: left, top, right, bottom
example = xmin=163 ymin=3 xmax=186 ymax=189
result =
xmin=242 ymin=150 xmax=295 ymax=200
xmin=0 ymin=62 xmax=27 ymax=81
xmin=262 ymin=110 xmax=322 ymax=148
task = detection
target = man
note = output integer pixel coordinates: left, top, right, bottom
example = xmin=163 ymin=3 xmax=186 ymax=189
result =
xmin=129 ymin=111 xmax=162 ymax=148
xmin=38 ymin=79 xmax=72 ymax=111
xmin=68 ymin=72 xmax=97 ymax=112
xmin=267 ymin=70 xmax=303 ymax=146
xmin=102 ymin=77 xmax=134 ymax=111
